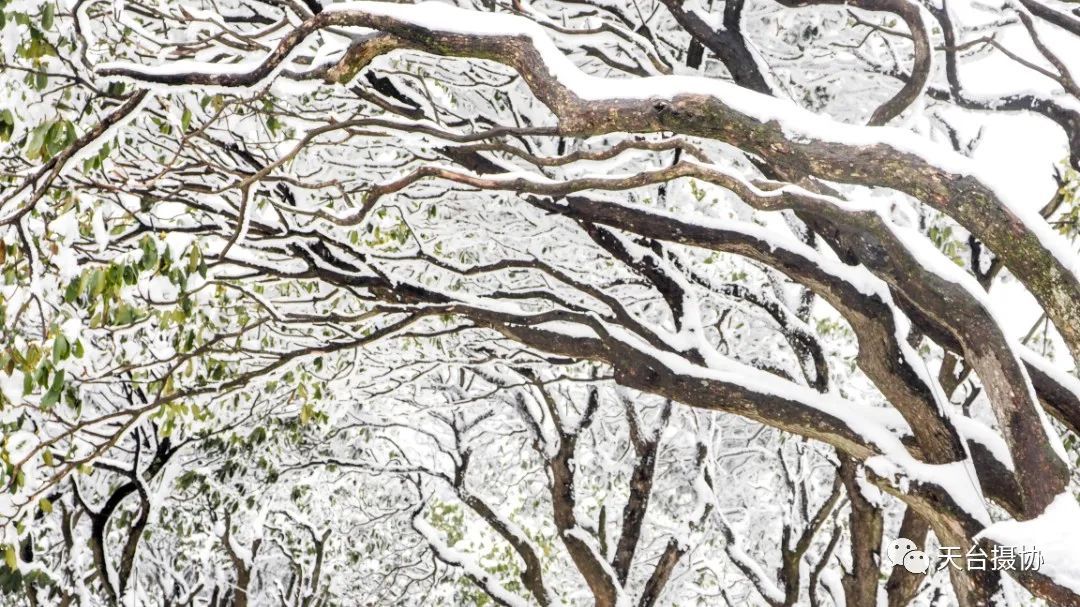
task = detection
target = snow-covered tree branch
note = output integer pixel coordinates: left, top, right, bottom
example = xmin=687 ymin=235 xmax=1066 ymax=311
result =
xmin=3 ymin=0 xmax=1080 ymax=604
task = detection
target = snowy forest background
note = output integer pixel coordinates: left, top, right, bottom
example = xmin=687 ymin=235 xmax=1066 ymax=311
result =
xmin=3 ymin=0 xmax=1080 ymax=604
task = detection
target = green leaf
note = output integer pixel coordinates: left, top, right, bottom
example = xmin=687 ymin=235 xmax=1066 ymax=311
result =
xmin=139 ymin=237 xmax=158 ymax=271
xmin=3 ymin=545 xmax=15 ymax=570
xmin=25 ymin=121 xmax=52 ymax=160
xmin=63 ymin=278 xmax=80 ymax=303
xmin=41 ymin=3 xmax=54 ymax=29
xmin=52 ymin=334 xmax=69 ymax=362
xmin=45 ymin=120 xmax=74 ymax=157
xmin=113 ymin=303 xmax=135 ymax=325
xmin=87 ymin=269 xmax=105 ymax=298
xmin=186 ymin=245 xmax=201 ymax=274
xmin=38 ymin=498 xmax=52 ymax=514
xmin=34 ymin=364 xmax=49 ymax=388
xmin=41 ymin=387 xmax=60 ymax=408
xmin=0 ymin=109 xmax=14 ymax=142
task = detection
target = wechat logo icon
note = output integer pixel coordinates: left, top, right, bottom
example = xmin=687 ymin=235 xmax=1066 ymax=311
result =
xmin=886 ymin=538 xmax=931 ymax=574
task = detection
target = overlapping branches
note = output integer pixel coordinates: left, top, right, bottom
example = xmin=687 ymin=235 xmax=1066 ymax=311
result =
xmin=4 ymin=0 xmax=1080 ymax=604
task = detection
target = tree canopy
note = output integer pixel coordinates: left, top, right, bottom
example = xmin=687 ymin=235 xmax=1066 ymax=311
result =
xmin=3 ymin=0 xmax=1080 ymax=604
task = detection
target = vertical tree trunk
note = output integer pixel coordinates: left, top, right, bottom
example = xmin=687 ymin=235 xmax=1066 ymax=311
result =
xmin=839 ymin=458 xmax=883 ymax=607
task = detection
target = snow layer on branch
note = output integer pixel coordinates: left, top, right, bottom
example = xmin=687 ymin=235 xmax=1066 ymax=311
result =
xmin=93 ymin=1 xmax=1080 ymax=289
xmin=951 ymin=415 xmax=1015 ymax=471
xmin=887 ymin=223 xmax=1069 ymax=463
xmin=603 ymin=322 xmax=994 ymax=523
xmin=865 ymin=456 xmax=990 ymax=525
xmin=413 ymin=515 xmax=533 ymax=607
xmin=304 ymin=1 xmax=1080 ymax=280
xmin=977 ymin=493 xmax=1080 ymax=595
xmin=1021 ymin=348 xmax=1080 ymax=403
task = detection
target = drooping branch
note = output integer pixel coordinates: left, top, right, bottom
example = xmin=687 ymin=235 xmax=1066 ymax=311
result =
xmin=98 ymin=2 xmax=1080 ymax=376
xmin=452 ymin=448 xmax=555 ymax=606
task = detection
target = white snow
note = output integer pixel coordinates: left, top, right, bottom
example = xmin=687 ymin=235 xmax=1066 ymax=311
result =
xmin=977 ymin=492 xmax=1080 ymax=595
xmin=413 ymin=514 xmax=533 ymax=607
xmin=276 ymin=1 xmax=1080 ymax=286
